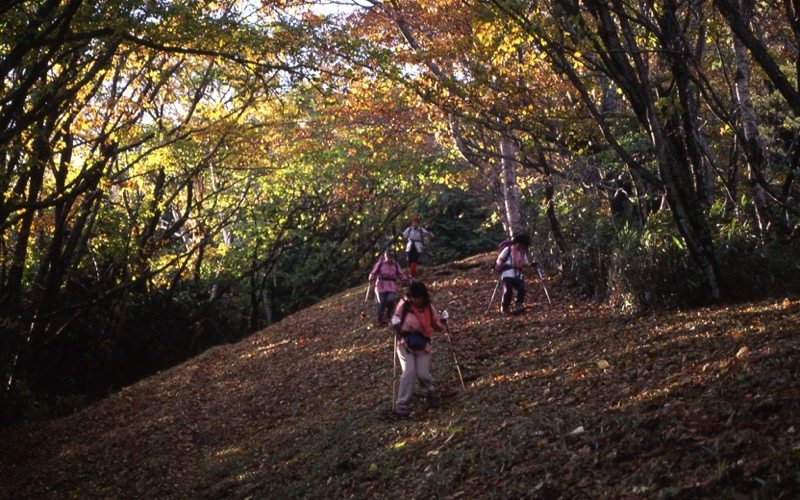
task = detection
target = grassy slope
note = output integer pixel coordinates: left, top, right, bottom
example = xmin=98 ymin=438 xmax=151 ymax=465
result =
xmin=1 ymin=253 xmax=799 ymax=499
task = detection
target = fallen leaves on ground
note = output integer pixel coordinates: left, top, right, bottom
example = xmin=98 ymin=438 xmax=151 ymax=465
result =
xmin=1 ymin=253 xmax=799 ymax=498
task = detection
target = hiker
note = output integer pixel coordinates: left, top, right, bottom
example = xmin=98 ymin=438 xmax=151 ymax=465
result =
xmin=495 ymin=233 xmax=533 ymax=314
xmin=369 ymin=248 xmax=412 ymax=326
xmin=391 ymin=281 xmax=445 ymax=416
xmin=402 ymin=215 xmax=434 ymax=278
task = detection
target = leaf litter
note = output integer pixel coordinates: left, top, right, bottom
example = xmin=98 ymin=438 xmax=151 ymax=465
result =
xmin=1 ymin=253 xmax=799 ymax=498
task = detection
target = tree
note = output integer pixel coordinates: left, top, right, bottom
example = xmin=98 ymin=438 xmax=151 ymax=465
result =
xmin=0 ymin=0 xmax=333 ymax=416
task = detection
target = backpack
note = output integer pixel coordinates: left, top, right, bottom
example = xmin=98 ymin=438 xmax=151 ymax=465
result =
xmin=398 ymin=300 xmax=434 ymax=350
xmin=494 ymin=239 xmax=513 ymax=272
xmin=497 ymin=239 xmax=513 ymax=252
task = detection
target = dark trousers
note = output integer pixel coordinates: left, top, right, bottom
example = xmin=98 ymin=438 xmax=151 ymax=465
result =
xmin=407 ymin=246 xmax=421 ymax=277
xmin=501 ymin=276 xmax=526 ymax=309
xmin=406 ymin=245 xmax=420 ymax=264
xmin=376 ymin=292 xmax=396 ymax=321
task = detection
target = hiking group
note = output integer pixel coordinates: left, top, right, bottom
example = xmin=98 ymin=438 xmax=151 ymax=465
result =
xmin=368 ymin=219 xmax=544 ymax=417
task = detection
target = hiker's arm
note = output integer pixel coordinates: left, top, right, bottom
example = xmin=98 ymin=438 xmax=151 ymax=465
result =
xmin=495 ymin=248 xmax=509 ymax=271
xmin=369 ymin=261 xmax=380 ymax=280
xmin=391 ymin=300 xmax=406 ymax=326
xmin=494 ymin=257 xmax=504 ymax=272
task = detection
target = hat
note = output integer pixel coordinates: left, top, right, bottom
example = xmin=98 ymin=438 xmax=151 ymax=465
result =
xmin=385 ymin=248 xmax=396 ymax=256
xmin=411 ymin=215 xmax=420 ymax=222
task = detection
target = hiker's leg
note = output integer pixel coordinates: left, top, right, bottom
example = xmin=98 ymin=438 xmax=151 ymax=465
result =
xmin=415 ymin=350 xmax=435 ymax=396
xmin=395 ymin=345 xmax=416 ymax=410
xmin=407 ymin=246 xmax=419 ymax=276
xmin=384 ymin=292 xmax=397 ymax=320
xmin=516 ymin=279 xmax=526 ymax=307
xmin=375 ymin=292 xmax=386 ymax=321
xmin=501 ymin=277 xmax=513 ymax=312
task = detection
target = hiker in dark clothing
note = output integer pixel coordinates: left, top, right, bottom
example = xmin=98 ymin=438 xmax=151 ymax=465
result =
xmin=494 ymin=233 xmax=532 ymax=314
xmin=369 ymin=248 xmax=412 ymax=326
xmin=391 ymin=281 xmax=445 ymax=416
xmin=402 ymin=215 xmax=434 ymax=278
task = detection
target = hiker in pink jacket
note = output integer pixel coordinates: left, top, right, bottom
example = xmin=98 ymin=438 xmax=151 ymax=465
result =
xmin=391 ymin=281 xmax=445 ymax=416
xmin=369 ymin=248 xmax=412 ymax=326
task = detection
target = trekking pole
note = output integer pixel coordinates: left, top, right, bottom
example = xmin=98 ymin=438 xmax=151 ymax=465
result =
xmin=524 ymin=250 xmax=552 ymax=305
xmin=439 ymin=310 xmax=465 ymax=390
xmin=534 ymin=262 xmax=552 ymax=304
xmin=391 ymin=316 xmax=400 ymax=411
xmin=365 ymin=280 xmax=372 ymax=303
xmin=486 ymin=274 xmax=502 ymax=314
xmin=392 ymin=329 xmax=398 ymax=410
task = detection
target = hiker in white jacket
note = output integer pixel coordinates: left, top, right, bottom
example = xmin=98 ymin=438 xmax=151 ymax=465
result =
xmin=402 ymin=216 xmax=433 ymax=278
xmin=494 ymin=234 xmax=532 ymax=314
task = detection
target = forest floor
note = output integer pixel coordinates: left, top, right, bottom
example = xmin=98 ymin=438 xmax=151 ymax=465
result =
xmin=1 ymin=253 xmax=799 ymax=499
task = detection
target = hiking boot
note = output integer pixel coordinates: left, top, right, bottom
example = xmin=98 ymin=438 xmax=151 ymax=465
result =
xmin=394 ymin=407 xmax=410 ymax=417
xmin=514 ymin=304 xmax=524 ymax=314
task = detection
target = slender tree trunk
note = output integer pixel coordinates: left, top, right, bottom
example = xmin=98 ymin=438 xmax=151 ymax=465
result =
xmin=500 ymin=134 xmax=525 ymax=236
xmin=685 ymin=0 xmax=716 ymax=208
xmin=731 ymin=0 xmax=773 ymax=235
xmin=535 ymin=151 xmax=566 ymax=252
xmin=714 ymin=0 xmax=800 ymax=116
xmin=449 ymin=115 xmax=510 ymax=232
xmin=656 ymin=133 xmax=727 ymax=301
xmin=2 ymin=120 xmax=50 ymax=395
xmin=249 ymin=238 xmax=261 ymax=332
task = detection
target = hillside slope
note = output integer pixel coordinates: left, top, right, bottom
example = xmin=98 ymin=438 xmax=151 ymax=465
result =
xmin=1 ymin=253 xmax=799 ymax=498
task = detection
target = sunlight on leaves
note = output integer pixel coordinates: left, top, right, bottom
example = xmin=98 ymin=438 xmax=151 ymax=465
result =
xmin=243 ymin=339 xmax=291 ymax=359
xmin=214 ymin=446 xmax=242 ymax=457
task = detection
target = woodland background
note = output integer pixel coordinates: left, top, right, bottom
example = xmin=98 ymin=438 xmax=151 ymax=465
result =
xmin=2 ymin=0 xmax=800 ymax=427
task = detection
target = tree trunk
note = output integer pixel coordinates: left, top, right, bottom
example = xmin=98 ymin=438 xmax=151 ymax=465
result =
xmin=730 ymin=0 xmax=773 ymax=235
xmin=500 ymin=134 xmax=525 ymax=236
xmin=582 ymin=0 xmax=729 ymax=302
xmin=535 ymin=150 xmax=566 ymax=253
xmin=714 ymin=0 xmax=800 ymax=116
xmin=658 ymin=143 xmax=727 ymax=302
xmin=449 ymin=115 xmax=510 ymax=232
